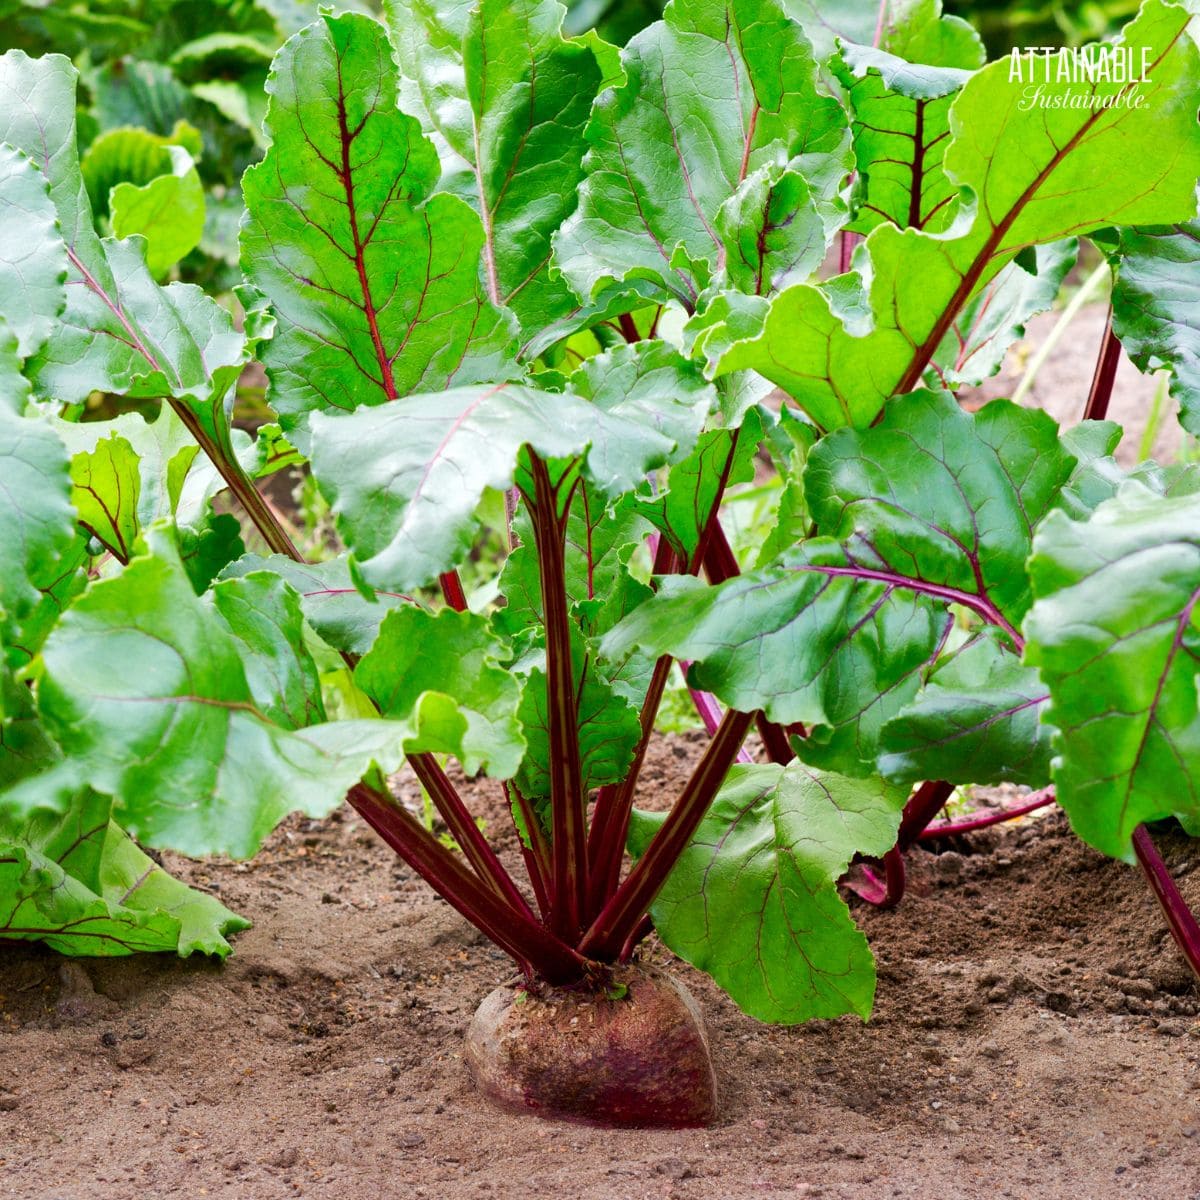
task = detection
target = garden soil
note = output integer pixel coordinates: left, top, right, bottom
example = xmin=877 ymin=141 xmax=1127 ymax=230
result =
xmin=4 ymin=306 xmax=1198 ymax=1199
xmin=2 ymin=731 xmax=1199 ymax=1200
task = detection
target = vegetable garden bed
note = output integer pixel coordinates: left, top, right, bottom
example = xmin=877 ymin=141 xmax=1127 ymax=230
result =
xmin=2 ymin=735 xmax=1199 ymax=1198
xmin=4 ymin=0 xmax=1200 ymax=1187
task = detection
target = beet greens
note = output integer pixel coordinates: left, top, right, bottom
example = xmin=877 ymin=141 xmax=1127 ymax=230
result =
xmin=3 ymin=0 xmax=1200 ymax=1023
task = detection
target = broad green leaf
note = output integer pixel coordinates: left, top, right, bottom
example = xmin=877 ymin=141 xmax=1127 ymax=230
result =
xmin=0 ymin=407 xmax=77 ymax=666
xmin=603 ymin=554 xmax=947 ymax=771
xmin=605 ymin=393 xmax=1074 ymax=770
xmin=356 ymin=607 xmax=525 ymax=777
xmin=1111 ymin=218 xmax=1200 ymax=437
xmin=209 ymin=572 xmax=326 ymax=731
xmin=110 ymin=145 xmax=206 ymax=277
xmin=805 ymin=392 xmax=1074 ymax=629
xmin=0 ymin=791 xmax=249 ymax=957
xmin=0 ymin=143 xmax=66 ymax=357
xmin=220 ymin=553 xmax=412 ymax=656
xmin=553 ymin=0 xmax=850 ymax=308
xmin=1026 ymin=484 xmax=1200 ymax=860
xmin=629 ymin=762 xmax=905 ymax=1023
xmin=785 ymin=0 xmax=983 ymax=67
xmin=705 ymin=1 xmax=1200 ymax=430
xmin=54 ymin=408 xmax=249 ymax=585
xmin=54 ymin=407 xmax=201 ymax=532
xmin=835 ymin=43 xmax=971 ymax=236
xmin=37 ymin=541 xmax=410 ymax=858
xmin=878 ymin=632 xmax=1052 ymax=786
xmin=310 ymin=371 xmax=711 ymax=593
xmin=568 ymin=341 xmax=715 ymax=484
xmin=241 ymin=12 xmax=515 ymax=445
xmin=386 ymin=0 xmax=603 ymax=333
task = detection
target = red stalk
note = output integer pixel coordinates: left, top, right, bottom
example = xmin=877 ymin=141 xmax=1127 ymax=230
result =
xmin=919 ymin=789 xmax=1055 ymax=840
xmin=528 ymin=454 xmax=588 ymax=938
xmin=898 ymin=780 xmax=957 ymax=850
xmin=347 ymin=784 xmax=584 ymax=983
xmin=1133 ymin=825 xmax=1200 ymax=984
xmin=438 ymin=571 xmax=468 ymax=612
xmin=586 ymin=653 xmax=674 ymax=918
xmin=1083 ymin=305 xmax=1121 ymax=423
xmin=506 ymin=780 xmax=553 ymax=917
xmin=408 ymin=753 xmax=534 ymax=920
xmin=579 ymin=708 xmax=754 ymax=960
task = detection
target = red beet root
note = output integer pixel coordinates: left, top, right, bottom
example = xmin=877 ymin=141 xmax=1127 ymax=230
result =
xmin=464 ymin=965 xmax=717 ymax=1128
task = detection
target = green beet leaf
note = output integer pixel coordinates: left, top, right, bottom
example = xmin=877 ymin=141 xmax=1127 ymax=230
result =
xmin=1026 ymin=484 xmax=1200 ymax=860
xmin=878 ymin=631 xmax=1052 ymax=787
xmin=629 ymin=762 xmax=905 ymax=1022
xmin=36 ymin=536 xmax=411 ymax=859
xmin=0 ymin=407 xmax=77 ymax=667
xmin=714 ymin=163 xmax=827 ymax=297
xmin=66 ymin=432 xmax=141 ymax=564
xmin=241 ymin=12 xmax=516 ymax=445
xmin=704 ymin=0 xmax=1200 ymax=430
xmin=635 ymin=405 xmax=764 ymax=565
xmin=0 ymin=50 xmax=253 ymax=483
xmin=356 ymin=607 xmax=526 ymax=778
xmin=386 ymin=0 xmax=603 ymax=334
xmin=0 ymin=791 xmax=249 ymax=957
xmin=309 ymin=361 xmax=712 ymax=593
xmin=209 ymin=572 xmax=326 ymax=731
xmin=110 ymin=145 xmax=206 ymax=277
xmin=0 ymin=142 xmax=66 ymax=359
xmin=787 ymin=0 xmax=982 ymax=67
xmin=1111 ymin=218 xmax=1200 ymax=438
xmin=553 ymin=0 xmax=850 ymax=308
xmin=835 ymin=43 xmax=972 ymax=236
xmin=605 ymin=393 xmax=1074 ymax=772
xmin=220 ymin=553 xmax=413 ymax=657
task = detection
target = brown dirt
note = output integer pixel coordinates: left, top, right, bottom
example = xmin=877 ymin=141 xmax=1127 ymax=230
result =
xmin=2 ymin=732 xmax=1199 ymax=1199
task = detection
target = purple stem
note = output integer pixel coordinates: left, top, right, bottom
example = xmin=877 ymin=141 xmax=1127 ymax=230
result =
xmin=1133 ymin=825 xmax=1200 ymax=984
xmin=1083 ymin=305 xmax=1121 ymax=423
xmin=919 ymin=789 xmax=1056 ymax=840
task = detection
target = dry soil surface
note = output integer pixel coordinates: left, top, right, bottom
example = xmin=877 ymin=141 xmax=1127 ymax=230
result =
xmin=2 ymin=733 xmax=1199 ymax=1200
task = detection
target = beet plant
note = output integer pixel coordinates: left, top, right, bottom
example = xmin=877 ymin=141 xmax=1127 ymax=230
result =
xmin=3 ymin=0 xmax=1200 ymax=1127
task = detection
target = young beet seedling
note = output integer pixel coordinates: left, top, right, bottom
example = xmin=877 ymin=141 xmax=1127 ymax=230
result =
xmin=5 ymin=0 xmax=1200 ymax=1130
